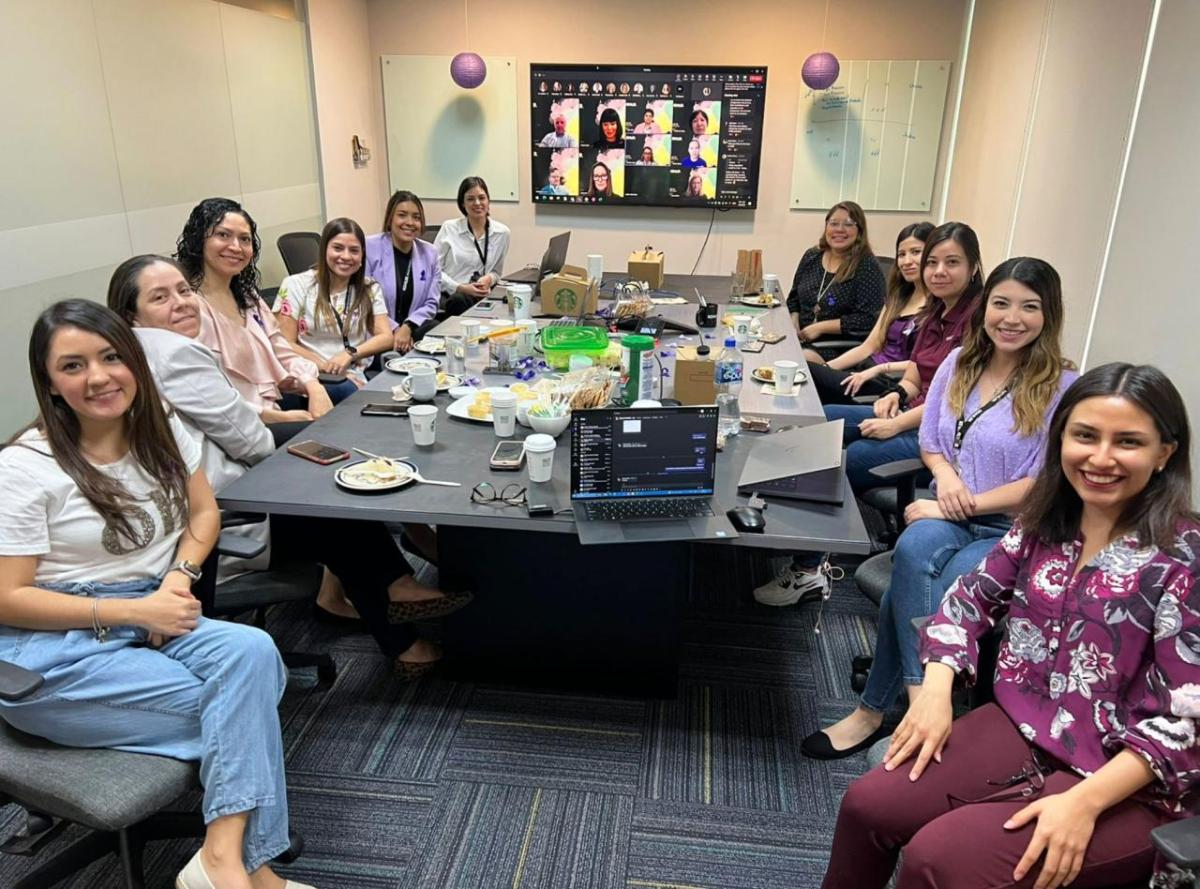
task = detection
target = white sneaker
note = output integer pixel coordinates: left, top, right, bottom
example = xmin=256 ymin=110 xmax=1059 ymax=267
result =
xmin=753 ymin=560 xmax=831 ymax=606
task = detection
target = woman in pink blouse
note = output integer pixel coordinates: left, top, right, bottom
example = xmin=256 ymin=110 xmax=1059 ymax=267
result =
xmin=823 ymin=364 xmax=1198 ymax=889
xmin=175 ymin=198 xmax=333 ymax=423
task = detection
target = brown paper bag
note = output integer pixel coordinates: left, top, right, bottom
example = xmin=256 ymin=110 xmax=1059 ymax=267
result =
xmin=735 ymin=248 xmax=763 ymax=295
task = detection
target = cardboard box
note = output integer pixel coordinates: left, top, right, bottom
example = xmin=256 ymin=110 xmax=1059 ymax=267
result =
xmin=627 ymin=249 xmax=665 ymax=289
xmin=674 ymin=346 xmax=717 ymax=405
xmin=539 ymin=264 xmax=599 ymax=317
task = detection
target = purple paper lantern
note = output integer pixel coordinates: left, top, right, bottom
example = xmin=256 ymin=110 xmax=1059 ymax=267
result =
xmin=802 ymin=51 xmax=840 ymax=90
xmin=450 ymin=52 xmax=487 ymax=89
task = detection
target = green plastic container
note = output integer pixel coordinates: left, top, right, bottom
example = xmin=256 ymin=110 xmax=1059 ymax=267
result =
xmin=540 ymin=325 xmax=610 ymax=369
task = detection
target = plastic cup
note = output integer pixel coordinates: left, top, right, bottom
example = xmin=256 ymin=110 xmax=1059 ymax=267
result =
xmin=407 ymin=364 xmax=437 ymax=402
xmin=524 ymin=433 xmax=556 ymax=483
xmin=444 ymin=335 xmax=465 ymax=374
xmin=508 ymin=283 xmax=532 ymax=320
xmin=409 ymin=404 xmax=437 ymax=446
xmin=516 ymin=319 xmax=538 ymax=358
xmin=773 ymin=359 xmax=800 ymax=394
xmin=491 ymin=390 xmax=518 ymax=437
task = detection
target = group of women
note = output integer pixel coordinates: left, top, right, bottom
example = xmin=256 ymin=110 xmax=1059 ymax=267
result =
xmin=0 ymin=185 xmax=1195 ymax=887
xmin=768 ymin=200 xmax=1200 ymax=888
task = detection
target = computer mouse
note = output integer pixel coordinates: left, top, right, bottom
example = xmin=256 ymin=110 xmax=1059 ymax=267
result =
xmin=727 ymin=506 xmax=765 ymax=533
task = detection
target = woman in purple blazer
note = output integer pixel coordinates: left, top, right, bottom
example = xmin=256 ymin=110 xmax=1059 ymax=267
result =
xmin=364 ymin=190 xmax=442 ymax=354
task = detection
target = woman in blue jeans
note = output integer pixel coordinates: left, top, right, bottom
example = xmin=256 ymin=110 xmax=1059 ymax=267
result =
xmin=800 ymin=257 xmax=1077 ymax=759
xmin=756 ymin=221 xmax=984 ymax=606
xmin=0 ymin=301 xmax=314 ymax=889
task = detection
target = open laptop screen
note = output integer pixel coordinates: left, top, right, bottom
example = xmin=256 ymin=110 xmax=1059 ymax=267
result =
xmin=571 ymin=407 xmax=718 ymax=500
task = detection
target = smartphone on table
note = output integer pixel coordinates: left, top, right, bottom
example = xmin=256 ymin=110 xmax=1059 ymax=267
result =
xmin=286 ymin=440 xmax=351 ymax=465
xmin=361 ymin=403 xmax=410 ymax=417
xmin=739 ymin=340 xmax=765 ymax=353
xmin=489 ymin=440 xmax=526 ymax=471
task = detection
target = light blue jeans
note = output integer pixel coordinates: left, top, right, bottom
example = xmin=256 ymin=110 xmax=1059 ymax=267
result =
xmin=0 ymin=578 xmax=291 ymax=871
xmin=860 ymin=517 xmax=1009 ymax=713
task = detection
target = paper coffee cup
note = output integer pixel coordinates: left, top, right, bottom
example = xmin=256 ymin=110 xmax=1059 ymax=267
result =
xmin=586 ymin=254 xmax=604 ymax=282
xmin=732 ymin=314 xmax=753 ymax=345
xmin=407 ymin=365 xmax=437 ymax=402
xmin=409 ymin=404 xmax=438 ymax=446
xmin=773 ymin=360 xmax=800 ymax=394
xmin=508 ymin=283 xmax=532 ymax=320
xmin=491 ymin=390 xmax=517 ymax=437
xmin=524 ymin=433 xmax=556 ymax=483
xmin=762 ymin=273 xmax=780 ymax=296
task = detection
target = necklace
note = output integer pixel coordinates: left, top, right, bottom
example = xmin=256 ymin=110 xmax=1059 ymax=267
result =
xmin=813 ymin=270 xmax=835 ymax=320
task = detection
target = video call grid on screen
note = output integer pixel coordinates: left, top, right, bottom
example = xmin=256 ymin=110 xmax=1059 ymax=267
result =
xmin=531 ymin=64 xmax=767 ymax=209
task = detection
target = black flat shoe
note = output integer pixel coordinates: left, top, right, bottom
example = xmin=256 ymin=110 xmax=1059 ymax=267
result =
xmin=312 ymin=603 xmax=365 ymax=628
xmin=800 ymin=725 xmax=889 ymax=760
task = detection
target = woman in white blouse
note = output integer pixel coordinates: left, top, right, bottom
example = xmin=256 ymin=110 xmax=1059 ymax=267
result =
xmin=273 ymin=218 xmax=393 ymax=396
xmin=434 ymin=176 xmax=511 ymax=317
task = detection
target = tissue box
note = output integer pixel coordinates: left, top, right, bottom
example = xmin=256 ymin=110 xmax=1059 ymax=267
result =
xmin=674 ymin=346 xmax=716 ymax=405
xmin=627 ymin=249 xmax=664 ymax=289
xmin=539 ymin=264 xmax=599 ymax=317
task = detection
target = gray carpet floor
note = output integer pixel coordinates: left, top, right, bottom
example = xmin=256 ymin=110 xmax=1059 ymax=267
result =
xmin=0 ymin=544 xmax=893 ymax=888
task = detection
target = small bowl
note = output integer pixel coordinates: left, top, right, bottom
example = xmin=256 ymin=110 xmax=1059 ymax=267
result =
xmin=448 ymin=385 xmax=477 ymax=400
xmin=528 ymin=412 xmax=571 ymax=437
xmin=516 ymin=402 xmax=532 ymax=427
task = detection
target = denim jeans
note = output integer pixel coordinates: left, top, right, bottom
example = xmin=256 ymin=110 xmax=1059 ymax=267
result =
xmin=822 ymin=403 xmax=921 ymax=494
xmin=0 ymin=578 xmax=291 ymax=871
xmin=860 ymin=517 xmax=1008 ymax=712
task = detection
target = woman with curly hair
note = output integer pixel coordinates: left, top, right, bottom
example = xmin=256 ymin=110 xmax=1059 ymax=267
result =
xmin=176 ymin=197 xmax=334 ymax=420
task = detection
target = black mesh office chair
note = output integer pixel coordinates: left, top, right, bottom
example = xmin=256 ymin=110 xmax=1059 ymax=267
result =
xmin=276 ymin=232 xmax=320 ymax=276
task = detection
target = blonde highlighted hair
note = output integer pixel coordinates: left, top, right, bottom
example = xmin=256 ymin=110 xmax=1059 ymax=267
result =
xmin=947 ymin=257 xmax=1073 ymax=436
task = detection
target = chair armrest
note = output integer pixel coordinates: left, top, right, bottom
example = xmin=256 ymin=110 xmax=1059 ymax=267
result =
xmin=221 ymin=511 xmax=267 ymax=529
xmin=1152 ymin=817 xmax=1200 ymax=870
xmin=217 ymin=530 xmax=268 ymax=560
xmin=869 ymin=458 xmax=926 ymax=481
xmin=0 ymin=660 xmax=44 ymax=701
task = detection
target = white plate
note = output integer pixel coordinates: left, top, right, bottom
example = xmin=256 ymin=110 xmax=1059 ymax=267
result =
xmin=400 ymin=372 xmax=463 ymax=395
xmin=335 ymin=460 xmax=418 ymax=492
xmin=761 ymin=374 xmax=807 ymax=396
xmin=446 ymin=386 xmax=517 ymax=423
xmin=750 ymin=367 xmax=775 ymax=384
xmin=736 ymin=295 xmax=782 ymax=308
xmin=414 ymin=337 xmax=446 ymax=354
xmin=385 ymin=355 xmax=441 ymax=374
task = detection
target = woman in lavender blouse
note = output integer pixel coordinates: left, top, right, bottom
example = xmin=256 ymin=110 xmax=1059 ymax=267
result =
xmin=802 ymin=258 xmax=1078 ymax=760
xmin=824 ymin=364 xmax=1197 ymax=889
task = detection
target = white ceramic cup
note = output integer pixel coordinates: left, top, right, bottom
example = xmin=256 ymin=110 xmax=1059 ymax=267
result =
xmin=407 ymin=364 xmax=437 ymax=402
xmin=491 ymin=390 xmax=518 ymax=437
xmin=409 ymin=404 xmax=438 ymax=446
xmin=524 ymin=433 xmax=557 ymax=483
xmin=508 ymin=284 xmax=532 ymax=320
xmin=586 ymin=253 xmax=604 ymax=283
xmin=732 ymin=314 xmax=753 ymax=345
xmin=773 ymin=359 xmax=800 ymax=394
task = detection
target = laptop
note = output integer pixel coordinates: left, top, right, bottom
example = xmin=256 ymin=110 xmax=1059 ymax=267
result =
xmin=503 ymin=231 xmax=570 ymax=284
xmin=736 ymin=420 xmax=846 ymax=505
xmin=571 ymin=406 xmax=739 ymax=545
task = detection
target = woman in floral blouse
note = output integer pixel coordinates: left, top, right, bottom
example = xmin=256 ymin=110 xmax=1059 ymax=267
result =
xmin=822 ymin=364 xmax=1198 ymax=889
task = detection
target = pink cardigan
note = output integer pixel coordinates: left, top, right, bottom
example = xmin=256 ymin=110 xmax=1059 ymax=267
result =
xmin=195 ymin=296 xmax=318 ymax=412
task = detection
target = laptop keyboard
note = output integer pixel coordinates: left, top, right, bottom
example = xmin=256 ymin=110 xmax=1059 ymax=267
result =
xmin=584 ymin=498 xmax=714 ymax=521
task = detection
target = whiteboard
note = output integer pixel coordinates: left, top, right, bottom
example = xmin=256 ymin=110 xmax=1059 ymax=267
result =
xmin=790 ymin=60 xmax=951 ymax=212
xmin=381 ymin=54 xmax=519 ymax=202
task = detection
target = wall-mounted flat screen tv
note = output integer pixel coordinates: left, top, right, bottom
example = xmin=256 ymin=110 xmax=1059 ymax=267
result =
xmin=530 ymin=64 xmax=768 ymax=209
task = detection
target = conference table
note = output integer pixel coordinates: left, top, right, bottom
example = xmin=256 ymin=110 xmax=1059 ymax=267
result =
xmin=218 ymin=273 xmax=869 ymax=693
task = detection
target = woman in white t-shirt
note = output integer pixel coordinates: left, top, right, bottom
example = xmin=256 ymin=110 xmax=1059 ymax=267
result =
xmin=0 ymin=300 xmax=315 ymax=889
xmin=273 ymin=217 xmax=393 ymax=393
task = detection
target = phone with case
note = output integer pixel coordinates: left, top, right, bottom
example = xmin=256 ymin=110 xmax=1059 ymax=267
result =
xmin=286 ymin=440 xmax=350 ymax=465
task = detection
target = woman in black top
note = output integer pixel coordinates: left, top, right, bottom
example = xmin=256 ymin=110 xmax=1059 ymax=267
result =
xmin=787 ymin=201 xmax=886 ymax=362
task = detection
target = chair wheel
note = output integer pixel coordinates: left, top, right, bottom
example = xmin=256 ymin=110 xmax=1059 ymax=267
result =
xmin=316 ymin=659 xmax=337 ymax=683
xmin=274 ymin=830 xmax=304 ymax=864
xmin=851 ymin=655 xmax=874 ymax=673
xmin=850 ymin=670 xmax=868 ymax=693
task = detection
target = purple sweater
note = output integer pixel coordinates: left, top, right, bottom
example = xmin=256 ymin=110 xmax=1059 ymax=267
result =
xmin=919 ymin=348 xmax=1077 ymax=496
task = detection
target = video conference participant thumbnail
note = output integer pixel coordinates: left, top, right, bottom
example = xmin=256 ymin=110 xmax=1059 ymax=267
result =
xmin=537 ymin=98 xmax=579 ymax=148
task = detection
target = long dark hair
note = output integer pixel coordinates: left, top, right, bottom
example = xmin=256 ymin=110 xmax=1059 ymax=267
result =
xmin=312 ymin=217 xmax=373 ymax=336
xmin=1022 ymin=363 xmax=1194 ymax=549
xmin=175 ymin=197 xmax=261 ymax=312
xmin=949 ymin=257 xmax=1073 ymax=436
xmin=916 ymin=220 xmax=984 ymax=323
xmin=107 ymin=254 xmax=188 ymax=325
xmin=817 ymin=201 xmax=873 ymax=284
xmin=877 ymin=221 xmax=934 ymax=338
xmin=456 ymin=176 xmax=490 ymax=216
xmin=381 ymin=190 xmax=426 ymax=236
xmin=15 ymin=300 xmax=191 ymax=547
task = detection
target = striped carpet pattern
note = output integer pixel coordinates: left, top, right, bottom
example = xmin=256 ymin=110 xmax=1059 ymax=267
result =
xmin=0 ymin=544 xmax=891 ymax=888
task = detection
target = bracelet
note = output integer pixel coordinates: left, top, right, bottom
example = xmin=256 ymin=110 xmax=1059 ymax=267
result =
xmin=91 ymin=597 xmax=109 ymax=643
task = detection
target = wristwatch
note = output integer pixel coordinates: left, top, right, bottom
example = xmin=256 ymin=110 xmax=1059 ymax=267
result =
xmin=170 ymin=559 xmax=203 ymax=582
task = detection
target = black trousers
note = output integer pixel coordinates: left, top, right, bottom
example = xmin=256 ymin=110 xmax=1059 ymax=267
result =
xmin=810 ymin=361 xmax=897 ymax=406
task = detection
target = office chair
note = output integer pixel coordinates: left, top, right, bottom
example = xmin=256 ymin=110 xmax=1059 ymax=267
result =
xmin=420 ymin=224 xmax=441 ymax=243
xmin=276 ymin=232 xmax=321 ymax=276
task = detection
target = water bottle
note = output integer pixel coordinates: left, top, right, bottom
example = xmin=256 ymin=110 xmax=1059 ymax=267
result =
xmin=715 ymin=337 xmax=743 ymax=436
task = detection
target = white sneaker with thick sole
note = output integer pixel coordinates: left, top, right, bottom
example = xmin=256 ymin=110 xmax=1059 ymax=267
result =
xmin=753 ymin=562 xmax=831 ymax=606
